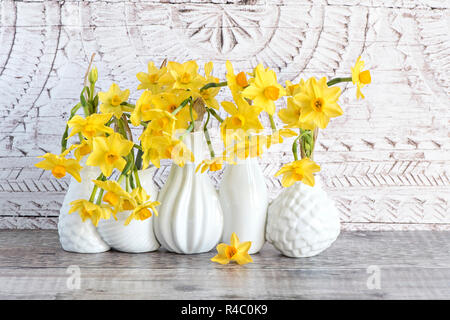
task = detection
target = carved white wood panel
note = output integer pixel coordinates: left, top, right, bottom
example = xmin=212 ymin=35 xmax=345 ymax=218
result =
xmin=0 ymin=0 xmax=448 ymax=230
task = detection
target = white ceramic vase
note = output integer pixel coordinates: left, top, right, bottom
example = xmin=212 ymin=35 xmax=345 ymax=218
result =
xmin=219 ymin=157 xmax=268 ymax=254
xmin=96 ymin=168 xmax=160 ymax=253
xmin=266 ymin=176 xmax=340 ymax=257
xmin=154 ymin=132 xmax=223 ymax=254
xmin=58 ymin=165 xmax=110 ymax=253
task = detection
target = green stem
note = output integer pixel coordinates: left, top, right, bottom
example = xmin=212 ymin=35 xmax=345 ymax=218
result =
xmin=292 ymin=132 xmax=303 ymax=161
xmin=203 ymin=111 xmax=215 ymax=158
xmin=172 ymin=97 xmax=191 ymax=116
xmin=268 ymin=114 xmax=277 ymax=131
xmin=133 ymin=167 xmax=141 ymax=188
xmin=200 ymin=81 xmax=227 ymax=91
xmin=208 ymin=108 xmax=224 ymax=123
xmin=135 ymin=147 xmax=143 ymax=170
xmin=327 ymin=77 xmax=352 ymax=86
xmin=129 ymin=171 xmax=135 ymax=190
xmin=96 ymin=188 xmax=104 ymax=205
xmin=88 ymin=173 xmax=104 ymax=203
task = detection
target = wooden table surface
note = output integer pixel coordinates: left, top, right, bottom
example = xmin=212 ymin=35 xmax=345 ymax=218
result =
xmin=0 ymin=230 xmax=449 ymax=300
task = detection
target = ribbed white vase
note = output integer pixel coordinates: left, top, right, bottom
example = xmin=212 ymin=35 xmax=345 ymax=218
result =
xmin=154 ymin=132 xmax=223 ymax=254
xmin=219 ymin=157 xmax=268 ymax=254
xmin=266 ymin=177 xmax=340 ymax=257
xmin=96 ymin=168 xmax=160 ymax=253
xmin=58 ymin=165 xmax=110 ymax=253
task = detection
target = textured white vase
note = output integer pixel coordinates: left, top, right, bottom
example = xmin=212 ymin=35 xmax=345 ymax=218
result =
xmin=154 ymin=132 xmax=224 ymax=254
xmin=96 ymin=168 xmax=160 ymax=253
xmin=219 ymin=157 xmax=268 ymax=254
xmin=58 ymin=165 xmax=110 ymax=253
xmin=266 ymin=176 xmax=340 ymax=257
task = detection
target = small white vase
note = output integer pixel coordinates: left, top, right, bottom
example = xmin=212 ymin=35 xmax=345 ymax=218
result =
xmin=58 ymin=165 xmax=110 ymax=253
xmin=266 ymin=176 xmax=340 ymax=258
xmin=219 ymin=157 xmax=268 ymax=254
xmin=96 ymin=168 xmax=160 ymax=253
xmin=154 ymin=132 xmax=224 ymax=254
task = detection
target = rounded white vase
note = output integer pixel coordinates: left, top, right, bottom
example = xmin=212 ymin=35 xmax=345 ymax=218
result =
xmin=266 ymin=176 xmax=340 ymax=258
xmin=154 ymin=132 xmax=224 ymax=254
xmin=96 ymin=167 xmax=160 ymax=253
xmin=219 ymin=156 xmax=268 ymax=254
xmin=58 ymin=165 xmax=110 ymax=253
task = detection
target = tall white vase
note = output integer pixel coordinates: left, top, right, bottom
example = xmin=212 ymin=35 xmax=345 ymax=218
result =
xmin=266 ymin=176 xmax=340 ymax=258
xmin=58 ymin=165 xmax=110 ymax=253
xmin=219 ymin=157 xmax=268 ymax=254
xmin=154 ymin=132 xmax=223 ymax=254
xmin=96 ymin=168 xmax=160 ymax=253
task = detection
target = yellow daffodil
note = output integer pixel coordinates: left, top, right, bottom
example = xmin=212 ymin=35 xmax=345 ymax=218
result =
xmin=130 ymin=90 xmax=154 ymax=126
xmin=62 ymin=140 xmax=93 ymax=161
xmin=278 ymin=97 xmax=315 ymax=130
xmin=140 ymin=134 xmax=172 ymax=168
xmin=67 ymin=113 xmax=114 ymax=139
xmin=98 ymin=83 xmax=132 ymax=119
xmin=211 ymin=232 xmax=253 ymax=265
xmin=35 ymin=153 xmax=82 ymax=182
xmin=220 ymin=93 xmax=264 ymax=144
xmin=265 ymin=128 xmax=298 ymax=149
xmin=136 ymin=61 xmax=167 ymax=93
xmin=285 ymin=79 xmax=305 ymax=97
xmin=241 ymin=64 xmax=286 ymax=115
xmin=275 ymin=158 xmax=321 ymax=188
xmin=165 ymin=61 xmax=204 ymax=92
xmin=92 ymin=180 xmax=135 ymax=216
xmin=164 ymin=138 xmax=195 ymax=167
xmin=294 ymin=77 xmax=343 ymax=129
xmin=351 ymin=56 xmax=371 ymax=99
xmin=200 ymin=62 xmax=221 ymax=110
xmin=86 ymin=132 xmax=134 ymax=176
xmin=120 ymin=187 xmax=160 ymax=225
xmin=225 ymin=60 xmax=249 ymax=94
xmin=69 ymin=199 xmax=112 ymax=227
xmin=195 ymin=157 xmax=229 ymax=173
xmin=151 ymin=91 xmax=196 ymax=129
xmin=140 ymin=109 xmax=177 ymax=139
xmin=124 ymin=199 xmax=160 ymax=226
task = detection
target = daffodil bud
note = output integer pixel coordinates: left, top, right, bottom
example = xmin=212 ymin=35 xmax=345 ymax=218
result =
xmin=89 ymin=67 xmax=98 ymax=84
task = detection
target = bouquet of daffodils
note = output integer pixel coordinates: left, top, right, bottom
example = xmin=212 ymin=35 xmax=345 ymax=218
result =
xmin=35 ymin=55 xmax=371 ymax=227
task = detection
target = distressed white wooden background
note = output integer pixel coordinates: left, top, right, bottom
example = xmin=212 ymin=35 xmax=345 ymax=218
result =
xmin=0 ymin=0 xmax=448 ymax=230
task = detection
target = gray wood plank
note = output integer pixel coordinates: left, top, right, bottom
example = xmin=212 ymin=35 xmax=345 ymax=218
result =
xmin=0 ymin=230 xmax=449 ymax=299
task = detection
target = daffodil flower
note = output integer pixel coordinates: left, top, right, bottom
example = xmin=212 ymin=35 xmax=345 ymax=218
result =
xmin=69 ymin=199 xmax=112 ymax=227
xmin=130 ymin=90 xmax=154 ymax=127
xmin=124 ymin=198 xmax=160 ymax=226
xmin=35 ymin=153 xmax=82 ymax=182
xmin=294 ymin=77 xmax=343 ymax=129
xmin=351 ymin=56 xmax=371 ymax=99
xmin=200 ymin=61 xmax=221 ymax=110
xmin=211 ymin=232 xmax=253 ymax=265
xmin=265 ymin=128 xmax=298 ymax=149
xmin=285 ymin=79 xmax=305 ymax=97
xmin=195 ymin=157 xmax=228 ymax=173
xmin=136 ymin=61 xmax=167 ymax=93
xmin=241 ymin=64 xmax=286 ymax=115
xmin=278 ymin=97 xmax=315 ymax=130
xmin=151 ymin=91 xmax=196 ymax=129
xmin=67 ymin=113 xmax=114 ymax=139
xmin=98 ymin=83 xmax=132 ymax=119
xmin=225 ymin=60 xmax=249 ymax=94
xmin=220 ymin=93 xmax=264 ymax=145
xmin=165 ymin=61 xmax=204 ymax=92
xmin=92 ymin=180 xmax=135 ymax=216
xmin=86 ymin=132 xmax=134 ymax=176
xmin=275 ymin=158 xmax=321 ymax=188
